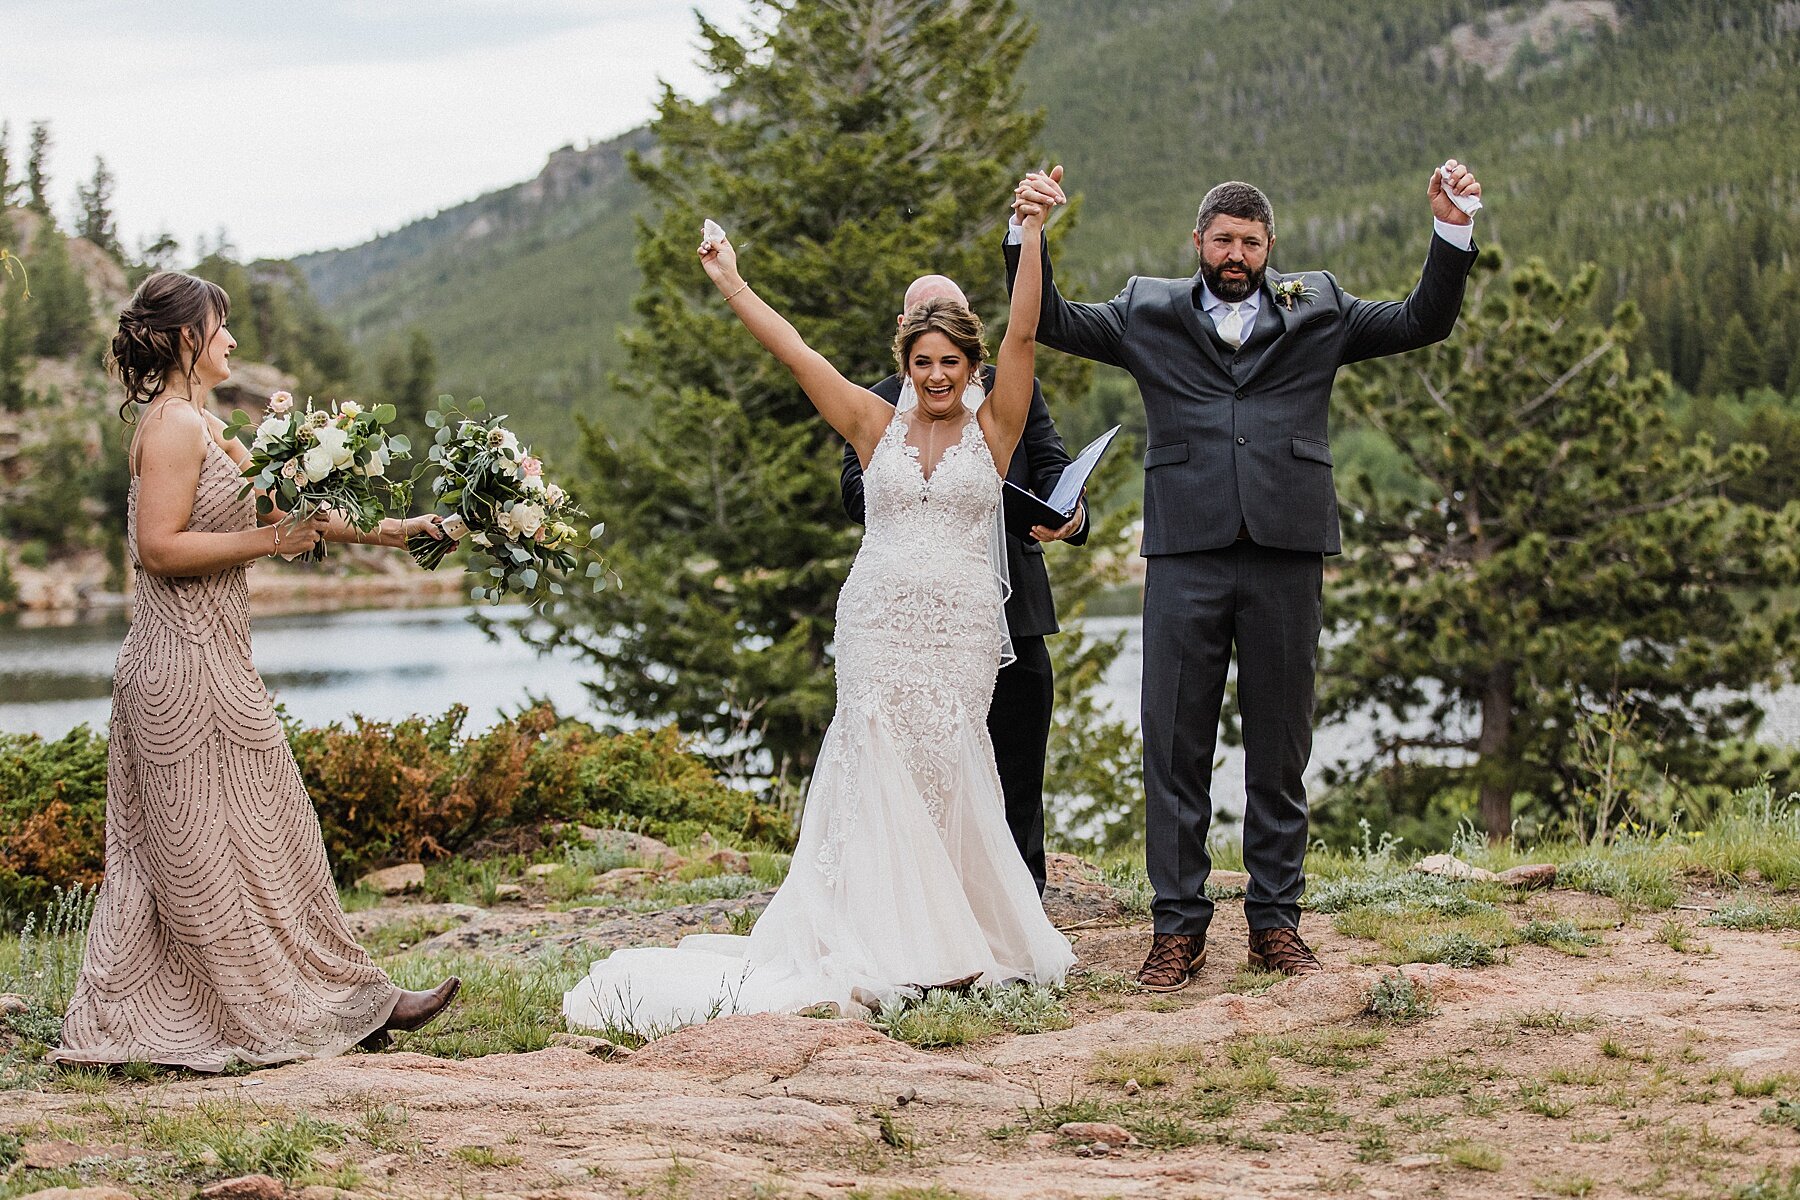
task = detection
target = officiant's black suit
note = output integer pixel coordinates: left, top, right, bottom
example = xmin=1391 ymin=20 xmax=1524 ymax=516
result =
xmin=842 ymin=364 xmax=1087 ymax=894
xmin=1006 ymin=233 xmax=1476 ymax=935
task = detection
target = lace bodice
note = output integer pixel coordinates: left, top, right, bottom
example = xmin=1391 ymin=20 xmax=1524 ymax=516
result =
xmin=818 ymin=414 xmax=1008 ymax=878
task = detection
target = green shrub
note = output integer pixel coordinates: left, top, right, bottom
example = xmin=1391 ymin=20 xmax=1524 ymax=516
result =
xmin=0 ymin=704 xmax=791 ymax=910
xmin=15 ymin=540 xmax=47 ymax=568
xmin=0 ymin=726 xmax=108 ymax=916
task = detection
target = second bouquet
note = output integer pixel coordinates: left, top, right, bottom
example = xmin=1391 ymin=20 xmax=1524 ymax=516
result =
xmin=410 ymin=396 xmax=608 ymax=608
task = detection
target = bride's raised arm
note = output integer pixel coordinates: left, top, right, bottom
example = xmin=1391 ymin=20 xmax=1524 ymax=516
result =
xmin=982 ymin=199 xmax=1047 ymax=475
xmin=699 ymin=231 xmax=892 ymax=462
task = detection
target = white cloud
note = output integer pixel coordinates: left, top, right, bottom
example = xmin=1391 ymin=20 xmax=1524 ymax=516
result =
xmin=0 ymin=0 xmax=755 ymax=259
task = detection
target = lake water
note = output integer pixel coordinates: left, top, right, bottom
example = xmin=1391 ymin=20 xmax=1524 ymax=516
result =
xmin=4 ymin=606 xmax=1796 ymax=821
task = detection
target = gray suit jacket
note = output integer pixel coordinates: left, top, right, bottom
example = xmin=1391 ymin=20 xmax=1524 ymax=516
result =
xmin=1005 ymin=234 xmax=1477 ymax=556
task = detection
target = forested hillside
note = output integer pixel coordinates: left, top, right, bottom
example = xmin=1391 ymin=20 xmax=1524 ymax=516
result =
xmin=297 ymin=0 xmax=1800 ymax=446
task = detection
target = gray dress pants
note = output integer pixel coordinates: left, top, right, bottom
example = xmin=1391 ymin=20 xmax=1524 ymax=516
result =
xmin=1141 ymin=541 xmax=1324 ymax=935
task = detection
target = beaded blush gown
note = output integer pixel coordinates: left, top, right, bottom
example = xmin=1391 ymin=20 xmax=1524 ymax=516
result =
xmin=563 ymin=409 xmax=1074 ymax=1033
xmin=51 ymin=434 xmax=400 ymax=1070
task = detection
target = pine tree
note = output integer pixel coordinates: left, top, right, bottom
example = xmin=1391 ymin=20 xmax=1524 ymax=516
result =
xmin=74 ymin=157 xmax=121 ymax=260
xmin=514 ymin=0 xmax=1044 ymax=779
xmin=26 ymin=225 xmax=92 ymax=359
xmin=0 ymin=121 xmax=16 ymax=208
xmin=1697 ymin=313 xmax=1766 ymax=398
xmin=25 ymin=122 xmax=51 ymax=217
xmin=1323 ymin=254 xmax=1800 ymax=839
xmin=0 ymin=271 xmax=32 ymax=410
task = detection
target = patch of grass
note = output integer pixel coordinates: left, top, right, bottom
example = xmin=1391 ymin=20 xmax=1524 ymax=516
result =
xmin=1561 ymin=855 xmax=1680 ymax=910
xmin=1228 ymin=1028 xmax=1385 ymax=1072
xmin=1354 ymin=1125 xmax=1392 ymax=1163
xmin=1101 ymin=861 xmax=1153 ymax=918
xmin=1265 ymin=1097 xmax=1351 ymax=1133
xmin=361 ymin=913 xmax=461 ymax=957
xmin=1655 ymin=916 xmax=1711 ymax=954
xmin=1737 ymin=1166 xmax=1800 ymax=1200
xmin=1124 ymin=1112 xmax=1201 ymax=1148
xmin=1405 ymin=928 xmax=1505 ymax=967
xmin=874 ymin=1107 xmax=915 ymax=1150
xmin=384 ymin=947 xmax=587 ymax=1057
xmin=1517 ymin=918 xmax=1602 ymax=951
xmin=1763 ymin=1098 xmax=1800 ymax=1131
xmin=1364 ymin=971 xmax=1432 ymax=1023
xmin=0 ymin=884 xmax=97 ymax=1014
xmin=870 ymin=983 xmax=1071 ymax=1049
xmin=143 ymin=1101 xmax=346 ymax=1181
xmin=1538 ymin=1174 xmax=1597 ymax=1196
xmin=1087 ymin=1044 xmax=1198 ymax=1089
xmin=1066 ymin=969 xmax=1138 ymax=996
xmin=422 ymin=854 xmax=522 ymax=906
xmin=1515 ymin=1009 xmax=1601 ymax=1032
xmin=1227 ymin=966 xmax=1284 ymax=996
xmin=337 ymin=884 xmax=383 ymax=912
xmin=452 ymin=1144 xmax=522 ymax=1167
xmin=1704 ymin=898 xmax=1800 ymax=931
xmin=1442 ymin=1139 xmax=1504 ymax=1171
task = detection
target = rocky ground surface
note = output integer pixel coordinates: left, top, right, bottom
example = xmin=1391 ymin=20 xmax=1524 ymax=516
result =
xmin=3 ymin=855 xmax=1797 ymax=1200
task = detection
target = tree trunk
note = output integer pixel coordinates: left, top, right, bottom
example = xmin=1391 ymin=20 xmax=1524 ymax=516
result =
xmin=1476 ymin=666 xmax=1516 ymax=841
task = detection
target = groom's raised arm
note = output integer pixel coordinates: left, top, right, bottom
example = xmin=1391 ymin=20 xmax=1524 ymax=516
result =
xmin=1339 ymin=161 xmax=1484 ymax=365
xmin=1002 ymin=169 xmax=1128 ymax=368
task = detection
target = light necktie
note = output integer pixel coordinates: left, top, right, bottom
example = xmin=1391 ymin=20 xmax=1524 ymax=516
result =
xmin=1216 ymin=301 xmax=1247 ymax=348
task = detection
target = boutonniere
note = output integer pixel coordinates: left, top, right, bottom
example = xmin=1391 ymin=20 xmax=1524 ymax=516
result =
xmin=1272 ymin=278 xmax=1316 ymax=311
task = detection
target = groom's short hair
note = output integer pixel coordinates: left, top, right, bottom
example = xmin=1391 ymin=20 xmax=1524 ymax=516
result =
xmin=1196 ymin=182 xmax=1275 ymax=238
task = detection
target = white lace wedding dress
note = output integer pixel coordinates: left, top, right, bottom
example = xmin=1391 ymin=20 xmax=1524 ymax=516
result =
xmin=563 ymin=411 xmax=1074 ymax=1034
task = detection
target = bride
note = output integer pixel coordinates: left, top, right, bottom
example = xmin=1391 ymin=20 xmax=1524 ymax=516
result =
xmin=563 ymin=199 xmax=1074 ymax=1033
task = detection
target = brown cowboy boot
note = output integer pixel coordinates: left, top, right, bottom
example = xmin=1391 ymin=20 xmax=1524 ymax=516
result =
xmin=1136 ymin=933 xmax=1207 ymax=993
xmin=1246 ymin=928 xmax=1323 ymax=976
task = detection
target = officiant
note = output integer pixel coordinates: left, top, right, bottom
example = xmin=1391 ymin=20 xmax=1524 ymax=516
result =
xmin=841 ymin=273 xmax=1089 ymax=896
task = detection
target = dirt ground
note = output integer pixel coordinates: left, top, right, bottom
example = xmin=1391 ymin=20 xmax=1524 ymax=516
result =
xmin=4 ymin=865 xmax=1798 ymax=1200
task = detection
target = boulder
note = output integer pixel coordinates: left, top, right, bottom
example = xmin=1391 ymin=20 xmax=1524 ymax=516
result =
xmin=13 ymin=1189 xmax=137 ymax=1200
xmin=594 ymin=867 xmax=662 ymax=891
xmin=1411 ymin=854 xmax=1497 ymax=882
xmin=703 ymin=849 xmax=752 ymax=875
xmin=1496 ymin=863 xmax=1558 ymax=890
xmin=1056 ymin=1122 xmax=1137 ymax=1146
xmin=0 ymin=992 xmax=30 ymax=1015
xmin=576 ymin=827 xmax=684 ymax=869
xmin=525 ymin=863 xmax=561 ymax=879
xmin=355 ymin=863 xmax=424 ymax=895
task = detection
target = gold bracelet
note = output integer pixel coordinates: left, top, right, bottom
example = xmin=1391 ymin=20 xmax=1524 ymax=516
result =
xmin=722 ymin=280 xmax=750 ymax=303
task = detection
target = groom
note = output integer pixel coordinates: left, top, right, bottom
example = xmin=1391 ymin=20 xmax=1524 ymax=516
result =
xmin=1007 ymin=161 xmax=1482 ymax=986
xmin=841 ymin=273 xmax=1089 ymax=895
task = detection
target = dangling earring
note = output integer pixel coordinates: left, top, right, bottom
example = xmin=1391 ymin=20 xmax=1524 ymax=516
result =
xmin=897 ymin=377 xmax=919 ymax=413
xmin=961 ymin=375 xmax=986 ymax=412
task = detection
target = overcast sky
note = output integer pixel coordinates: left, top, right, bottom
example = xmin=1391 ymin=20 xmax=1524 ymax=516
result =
xmin=0 ymin=0 xmax=757 ymax=260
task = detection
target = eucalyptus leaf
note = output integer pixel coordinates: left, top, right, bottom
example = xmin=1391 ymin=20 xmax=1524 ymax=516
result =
xmin=425 ymin=410 xmax=442 ymax=429
xmin=519 ymin=568 xmax=539 ymax=589
xmin=373 ymin=403 xmax=398 ymax=424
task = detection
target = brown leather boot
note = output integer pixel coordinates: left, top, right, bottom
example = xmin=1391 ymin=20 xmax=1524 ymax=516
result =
xmin=1247 ymin=928 xmax=1323 ymax=976
xmin=386 ymin=977 xmax=463 ymax=1034
xmin=1136 ymin=933 xmax=1207 ymax=993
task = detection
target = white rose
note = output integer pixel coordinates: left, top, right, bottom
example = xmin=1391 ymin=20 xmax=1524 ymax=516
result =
xmin=253 ymin=415 xmax=289 ymax=451
xmin=302 ymin=446 xmax=335 ymax=482
xmin=339 ymin=400 xmax=362 ymax=418
xmin=471 ymin=530 xmax=491 ymax=547
xmin=313 ymin=425 xmax=354 ymax=468
xmin=510 ymin=501 xmax=545 ymax=538
xmin=521 ymin=471 xmax=546 ymax=493
xmin=358 ymin=452 xmax=386 ymax=478
xmin=544 ymin=483 xmax=566 ymax=508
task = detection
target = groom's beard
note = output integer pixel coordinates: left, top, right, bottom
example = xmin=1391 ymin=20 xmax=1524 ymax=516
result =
xmin=1201 ymin=259 xmax=1263 ymax=302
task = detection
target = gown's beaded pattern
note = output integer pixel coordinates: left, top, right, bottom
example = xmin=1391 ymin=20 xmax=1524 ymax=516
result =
xmin=51 ymin=437 xmax=398 ymax=1071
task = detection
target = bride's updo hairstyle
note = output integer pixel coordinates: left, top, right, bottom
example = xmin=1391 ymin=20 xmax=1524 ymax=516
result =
xmin=110 ymin=271 xmax=230 ymax=421
xmin=894 ymin=297 xmax=988 ymax=377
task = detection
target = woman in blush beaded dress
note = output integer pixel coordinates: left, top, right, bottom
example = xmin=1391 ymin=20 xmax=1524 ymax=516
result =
xmin=563 ymin=201 xmax=1073 ymax=1035
xmin=51 ymin=272 xmax=459 ymax=1071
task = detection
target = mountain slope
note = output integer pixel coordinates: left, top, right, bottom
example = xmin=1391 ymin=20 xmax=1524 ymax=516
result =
xmin=298 ymin=0 xmax=1800 ymax=446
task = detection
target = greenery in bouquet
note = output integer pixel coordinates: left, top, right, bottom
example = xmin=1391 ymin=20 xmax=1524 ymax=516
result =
xmin=223 ymin=391 xmax=415 ymax=561
xmin=412 ymin=395 xmax=608 ymax=607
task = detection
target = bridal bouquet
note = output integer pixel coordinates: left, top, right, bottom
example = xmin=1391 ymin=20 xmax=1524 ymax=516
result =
xmin=224 ymin=391 xmax=414 ymax=561
xmin=409 ymin=396 xmax=607 ymax=607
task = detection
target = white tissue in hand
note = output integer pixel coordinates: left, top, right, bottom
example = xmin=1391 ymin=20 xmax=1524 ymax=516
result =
xmin=1439 ymin=164 xmax=1482 ymax=215
xmin=702 ymin=219 xmax=727 ymax=246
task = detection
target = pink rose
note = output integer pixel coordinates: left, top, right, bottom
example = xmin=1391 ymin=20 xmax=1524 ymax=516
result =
xmin=521 ymin=456 xmax=543 ymax=478
xmin=268 ymin=391 xmax=294 ymax=415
